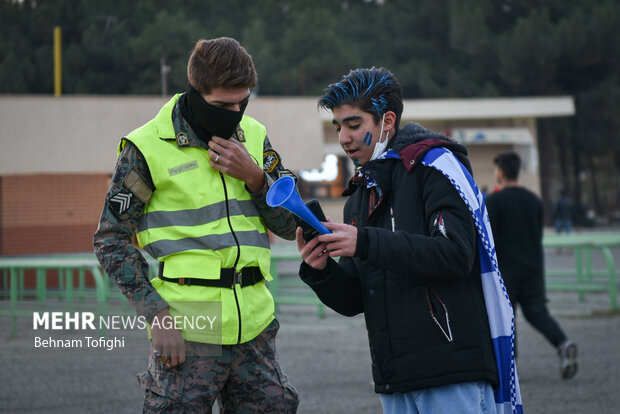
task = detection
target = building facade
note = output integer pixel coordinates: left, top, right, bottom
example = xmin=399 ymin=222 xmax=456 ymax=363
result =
xmin=0 ymin=95 xmax=574 ymax=255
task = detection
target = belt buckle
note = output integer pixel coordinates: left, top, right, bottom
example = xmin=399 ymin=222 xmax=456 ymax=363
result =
xmin=233 ymin=271 xmax=242 ymax=287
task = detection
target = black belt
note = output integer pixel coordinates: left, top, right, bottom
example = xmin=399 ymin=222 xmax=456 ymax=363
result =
xmin=158 ymin=262 xmax=263 ymax=288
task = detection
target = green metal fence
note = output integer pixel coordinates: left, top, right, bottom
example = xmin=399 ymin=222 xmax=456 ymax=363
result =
xmin=0 ymin=246 xmax=322 ymax=336
xmin=542 ymin=232 xmax=619 ymax=311
xmin=2 ymin=233 xmax=617 ymax=337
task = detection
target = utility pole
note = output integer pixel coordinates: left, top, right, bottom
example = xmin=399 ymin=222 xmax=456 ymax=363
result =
xmin=54 ymin=26 xmax=62 ymax=96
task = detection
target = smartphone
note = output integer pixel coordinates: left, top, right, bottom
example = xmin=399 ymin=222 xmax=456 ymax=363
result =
xmin=295 ymin=199 xmax=328 ymax=243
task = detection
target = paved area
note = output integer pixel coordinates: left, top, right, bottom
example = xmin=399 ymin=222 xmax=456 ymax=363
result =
xmin=1 ymin=246 xmax=619 ymax=413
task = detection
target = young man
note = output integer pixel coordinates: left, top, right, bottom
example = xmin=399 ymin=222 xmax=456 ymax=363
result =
xmin=94 ymin=37 xmax=299 ymax=413
xmin=296 ymin=67 xmax=522 ymax=414
xmin=486 ymin=151 xmax=578 ymax=380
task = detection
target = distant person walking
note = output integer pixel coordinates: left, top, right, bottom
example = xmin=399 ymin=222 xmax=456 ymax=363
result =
xmin=553 ymin=188 xmax=574 ymax=234
xmin=486 ymin=151 xmax=578 ymax=380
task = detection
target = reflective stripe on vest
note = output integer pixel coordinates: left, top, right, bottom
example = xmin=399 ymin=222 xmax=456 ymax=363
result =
xmin=137 ymin=199 xmax=259 ymax=231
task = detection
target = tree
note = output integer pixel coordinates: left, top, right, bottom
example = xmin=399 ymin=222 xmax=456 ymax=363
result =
xmin=1 ymin=0 xmax=618 ymax=218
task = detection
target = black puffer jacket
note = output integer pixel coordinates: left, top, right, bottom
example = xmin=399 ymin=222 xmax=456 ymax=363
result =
xmin=300 ymin=123 xmax=498 ymax=394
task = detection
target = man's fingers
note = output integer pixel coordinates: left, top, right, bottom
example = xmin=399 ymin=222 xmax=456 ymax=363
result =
xmin=179 ymin=345 xmax=186 ymax=365
xmin=208 ymin=149 xmax=220 ymax=163
xmin=318 ymin=232 xmax=339 ymax=243
xmin=208 ymin=139 xmax=225 ymax=154
xmin=211 ymin=136 xmax=244 ymax=153
xmin=152 ymin=324 xmax=186 ymax=368
xmin=324 ymin=221 xmax=347 ymax=231
xmin=162 ymin=340 xmax=186 ymax=367
xmin=295 ymin=227 xmax=305 ymax=251
xmin=168 ymin=354 xmax=179 ymax=367
xmin=210 ymin=135 xmax=230 ymax=147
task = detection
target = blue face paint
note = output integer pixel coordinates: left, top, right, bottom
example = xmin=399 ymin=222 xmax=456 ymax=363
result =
xmin=364 ymin=131 xmax=373 ymax=146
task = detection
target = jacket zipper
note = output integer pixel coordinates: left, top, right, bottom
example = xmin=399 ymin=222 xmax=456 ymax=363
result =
xmin=425 ymin=287 xmax=453 ymax=342
xmin=219 ymin=172 xmax=243 ymax=344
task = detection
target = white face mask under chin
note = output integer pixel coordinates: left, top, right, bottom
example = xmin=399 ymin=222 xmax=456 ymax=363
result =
xmin=369 ymin=113 xmax=390 ymax=161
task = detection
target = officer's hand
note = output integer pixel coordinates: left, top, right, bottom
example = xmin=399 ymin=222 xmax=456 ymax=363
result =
xmin=319 ymin=222 xmax=358 ymax=258
xmin=150 ymin=308 xmax=186 ymax=368
xmin=296 ymin=227 xmax=329 ymax=270
xmin=208 ymin=136 xmax=265 ymax=193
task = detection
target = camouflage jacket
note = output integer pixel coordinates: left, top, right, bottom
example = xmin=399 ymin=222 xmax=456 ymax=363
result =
xmin=93 ymin=98 xmax=297 ymax=322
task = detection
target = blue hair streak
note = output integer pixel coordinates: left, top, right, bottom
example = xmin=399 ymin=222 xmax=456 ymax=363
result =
xmin=319 ymin=67 xmax=397 ymax=118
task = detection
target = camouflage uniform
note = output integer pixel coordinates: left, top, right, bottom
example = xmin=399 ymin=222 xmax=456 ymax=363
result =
xmin=93 ymin=99 xmax=299 ymax=413
xmin=139 ymin=320 xmax=298 ymax=413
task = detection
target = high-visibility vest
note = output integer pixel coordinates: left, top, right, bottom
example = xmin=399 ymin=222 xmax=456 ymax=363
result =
xmin=121 ymin=94 xmax=274 ymax=345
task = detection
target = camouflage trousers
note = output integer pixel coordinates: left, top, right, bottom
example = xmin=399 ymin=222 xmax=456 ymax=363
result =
xmin=138 ymin=319 xmax=299 ymax=413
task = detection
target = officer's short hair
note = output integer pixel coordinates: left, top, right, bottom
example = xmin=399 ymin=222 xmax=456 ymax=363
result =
xmin=494 ymin=151 xmax=521 ymax=181
xmin=318 ymin=67 xmax=403 ymax=134
xmin=187 ymin=37 xmax=257 ymax=94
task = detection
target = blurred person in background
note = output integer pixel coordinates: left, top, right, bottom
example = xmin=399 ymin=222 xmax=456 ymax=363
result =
xmin=553 ymin=187 xmax=574 ymax=235
xmin=486 ymin=151 xmax=578 ymax=380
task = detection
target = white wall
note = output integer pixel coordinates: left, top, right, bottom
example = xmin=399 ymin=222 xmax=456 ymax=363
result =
xmin=0 ymin=95 xmax=573 ymax=182
xmin=0 ymin=95 xmax=324 ymax=175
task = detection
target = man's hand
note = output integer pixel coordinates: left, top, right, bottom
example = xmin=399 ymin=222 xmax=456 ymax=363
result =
xmin=319 ymin=222 xmax=358 ymax=258
xmin=151 ymin=308 xmax=186 ymax=368
xmin=296 ymin=227 xmax=329 ymax=270
xmin=208 ymin=136 xmax=264 ymax=193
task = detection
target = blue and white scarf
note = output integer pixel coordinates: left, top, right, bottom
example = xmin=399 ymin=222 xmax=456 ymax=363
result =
xmin=422 ymin=147 xmax=523 ymax=414
xmin=356 ymin=149 xmax=401 ymax=192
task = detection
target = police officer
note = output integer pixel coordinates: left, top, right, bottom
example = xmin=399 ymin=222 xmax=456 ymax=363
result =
xmin=94 ymin=37 xmax=299 ymax=413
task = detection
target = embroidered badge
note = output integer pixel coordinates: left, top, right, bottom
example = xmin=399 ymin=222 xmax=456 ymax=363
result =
xmin=277 ymin=169 xmax=295 ymax=179
xmin=263 ymin=150 xmax=280 ymax=173
xmin=235 ymin=126 xmax=246 ymax=142
xmin=109 ymin=191 xmax=133 ymax=214
xmin=176 ymin=132 xmax=189 ymax=147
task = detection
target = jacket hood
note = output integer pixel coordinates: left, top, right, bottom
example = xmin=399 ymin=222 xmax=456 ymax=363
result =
xmin=392 ymin=122 xmax=470 ymax=172
xmin=343 ymin=123 xmax=472 ymax=196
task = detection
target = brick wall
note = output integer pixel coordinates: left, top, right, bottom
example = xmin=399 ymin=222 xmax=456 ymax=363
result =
xmin=0 ymin=174 xmax=110 ymax=255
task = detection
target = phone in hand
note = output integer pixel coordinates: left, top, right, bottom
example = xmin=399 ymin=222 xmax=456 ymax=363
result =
xmin=295 ymin=199 xmax=328 ymax=243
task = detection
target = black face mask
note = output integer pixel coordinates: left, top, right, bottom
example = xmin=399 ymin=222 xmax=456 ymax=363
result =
xmin=179 ymin=85 xmax=247 ymax=144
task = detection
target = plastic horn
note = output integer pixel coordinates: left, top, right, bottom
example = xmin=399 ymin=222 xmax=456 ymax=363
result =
xmin=266 ymin=176 xmax=330 ymax=234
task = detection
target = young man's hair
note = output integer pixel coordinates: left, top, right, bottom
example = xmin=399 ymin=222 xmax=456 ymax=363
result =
xmin=494 ymin=151 xmax=521 ymax=181
xmin=318 ymin=67 xmax=403 ymax=133
xmin=187 ymin=37 xmax=257 ymax=94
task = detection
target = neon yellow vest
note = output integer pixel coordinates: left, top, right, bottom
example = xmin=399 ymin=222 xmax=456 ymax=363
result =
xmin=122 ymin=95 xmax=274 ymax=344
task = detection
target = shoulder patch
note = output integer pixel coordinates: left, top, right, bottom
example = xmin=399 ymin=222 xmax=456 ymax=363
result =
xmin=123 ymin=170 xmax=153 ymax=204
xmin=263 ymin=150 xmax=280 ymax=173
xmin=109 ymin=191 xmax=133 ymax=215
